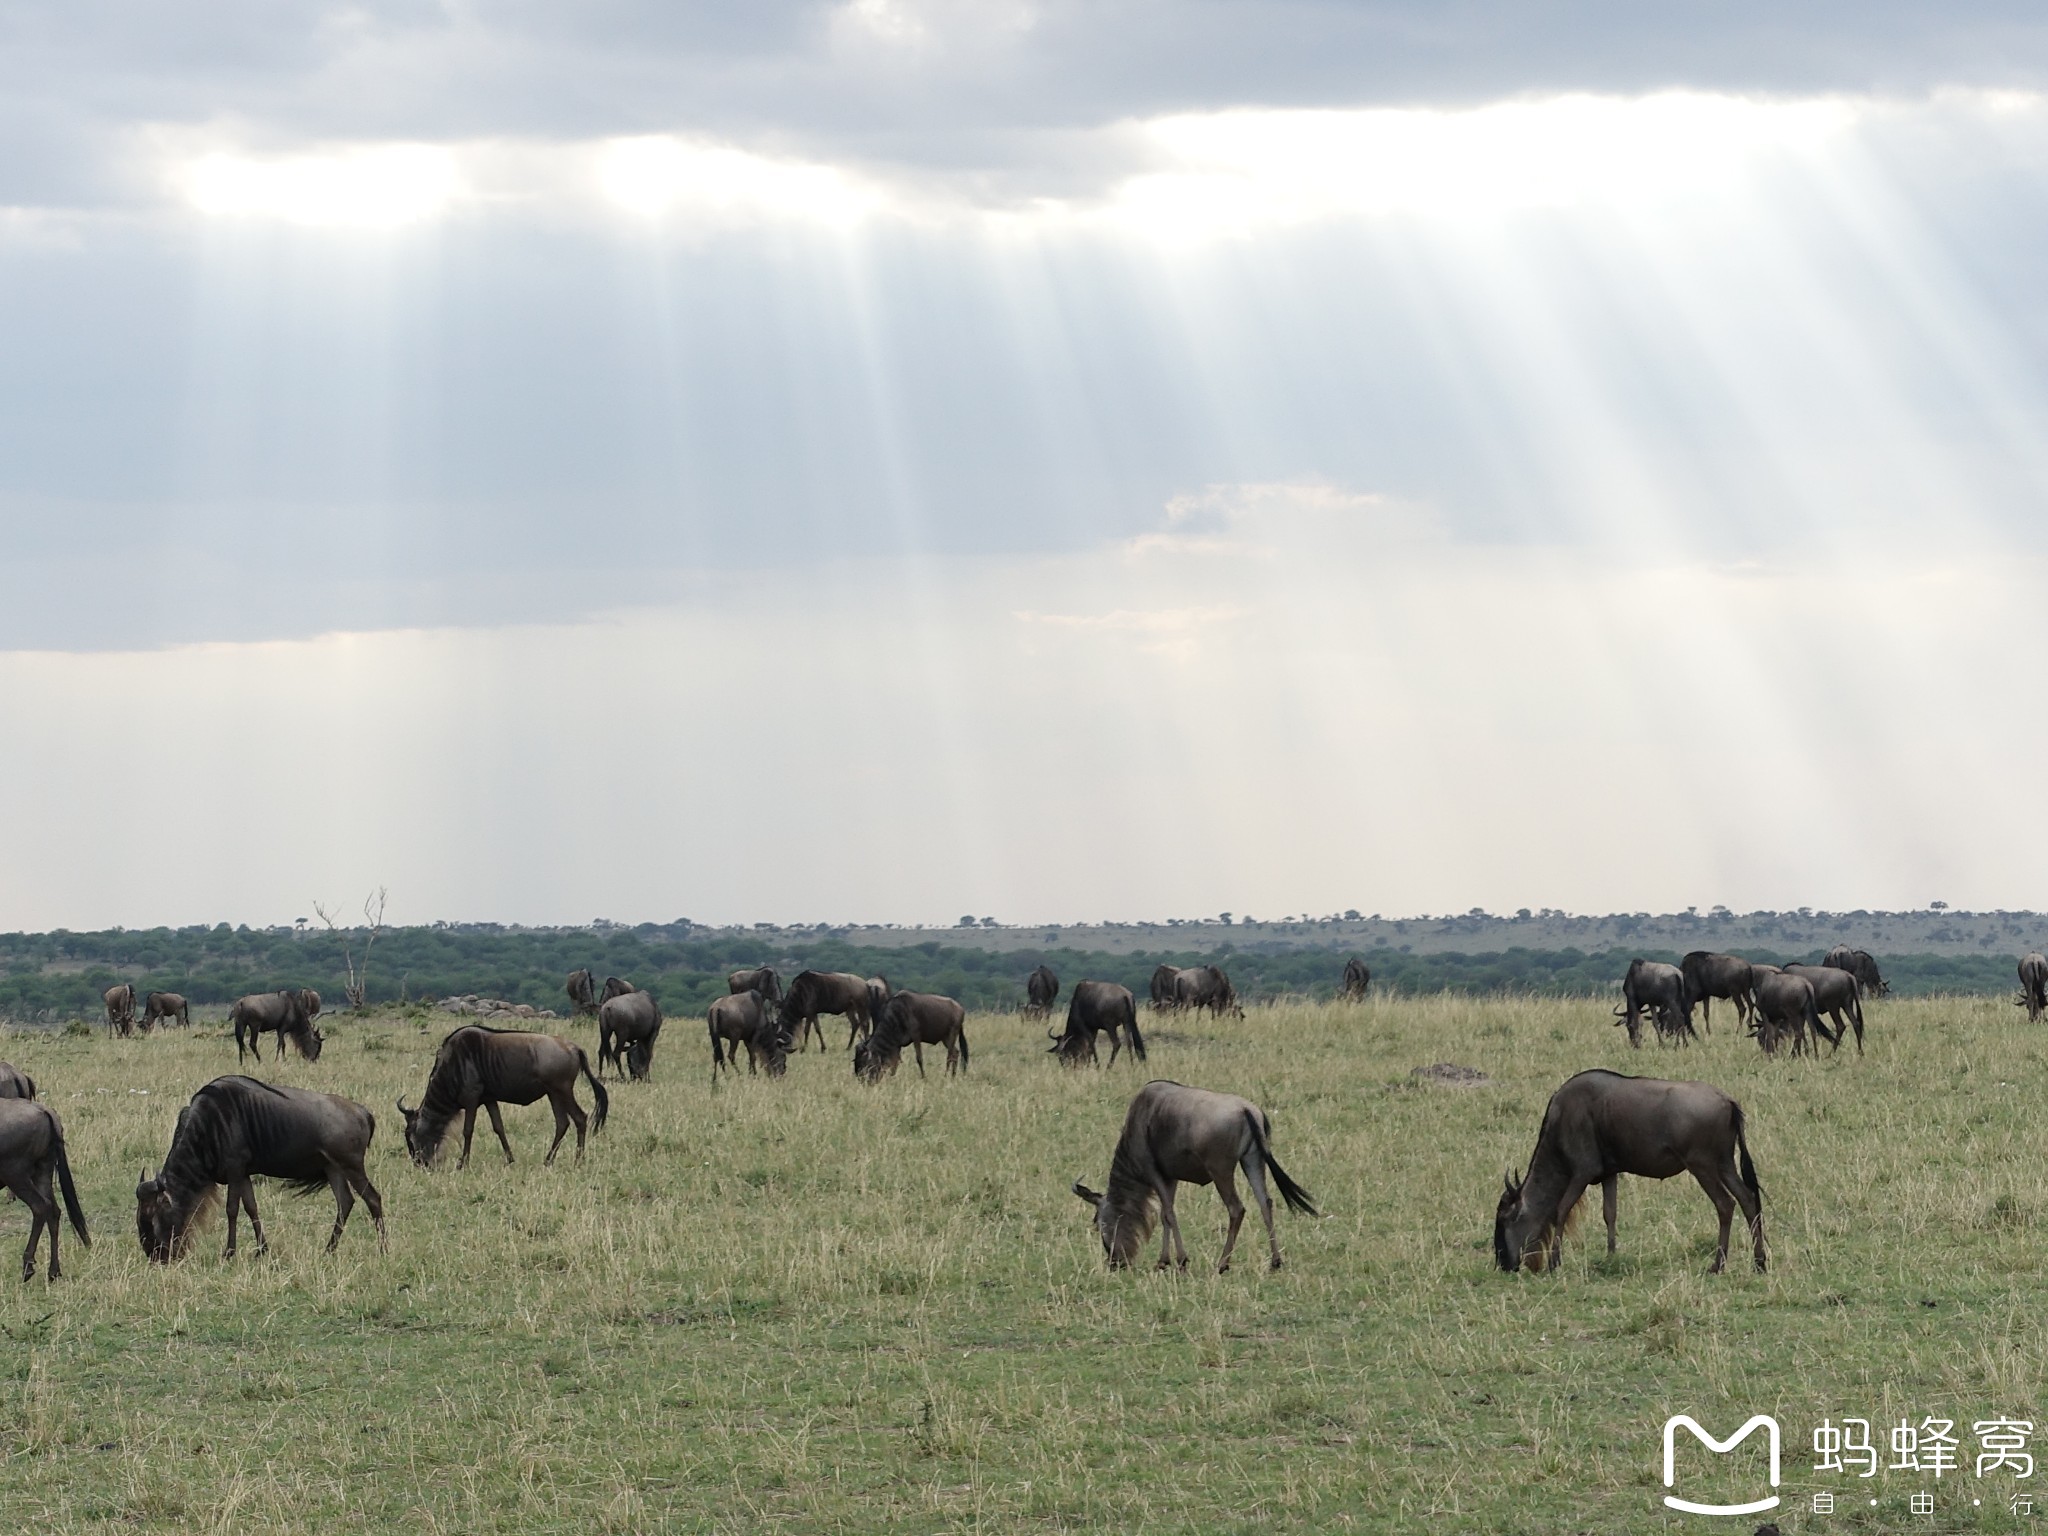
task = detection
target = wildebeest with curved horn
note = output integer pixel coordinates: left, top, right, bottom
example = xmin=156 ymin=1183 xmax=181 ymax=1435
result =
xmin=1493 ymin=1069 xmax=1764 ymax=1276
xmin=727 ymin=966 xmax=784 ymax=1006
xmin=1023 ymin=964 xmax=1060 ymax=1019
xmin=708 ymin=991 xmax=791 ymax=1080
xmin=1614 ymin=959 xmax=1695 ymax=1047
xmin=565 ymin=968 xmax=598 ymax=1015
xmin=229 ymin=990 xmax=324 ymax=1063
xmin=142 ymin=991 xmax=190 ymax=1030
xmin=855 ymin=991 xmax=969 ymax=1083
xmin=1049 ymin=980 xmax=1147 ymax=1067
xmin=103 ymin=982 xmax=137 ymax=1038
xmin=0 ymin=1062 xmax=35 ymax=1100
xmin=0 ymin=1098 xmax=88 ymax=1281
xmin=1823 ymin=945 xmax=1889 ymax=999
xmin=2021 ymin=953 xmax=2048 ymax=1023
xmin=1148 ymin=965 xmax=1186 ymax=1011
xmin=135 ymin=1076 xmax=381 ymax=1262
xmin=778 ymin=970 xmax=875 ymax=1053
xmin=1679 ymin=951 xmax=1753 ymax=1033
xmin=398 ymin=1025 xmax=608 ymax=1169
xmin=1786 ymin=964 xmax=1865 ymax=1054
xmin=296 ymin=988 xmax=322 ymax=1023
xmin=864 ymin=974 xmax=892 ymax=1028
xmin=1173 ymin=965 xmax=1243 ymax=1019
xmin=597 ymin=985 xmax=662 ymax=1080
xmin=1072 ymin=1080 xmax=1316 ymax=1273
xmin=1748 ymin=967 xmax=1832 ymax=1056
xmin=1341 ymin=957 xmax=1371 ymax=1000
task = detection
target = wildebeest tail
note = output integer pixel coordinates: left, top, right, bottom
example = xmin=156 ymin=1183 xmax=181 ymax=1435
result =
xmin=578 ymin=1046 xmax=610 ymax=1132
xmin=52 ymin=1120 xmax=89 ymax=1246
xmin=957 ymin=1024 xmax=969 ymax=1070
xmin=1244 ymin=1110 xmax=1317 ymax=1217
xmin=708 ymin=1013 xmax=724 ymax=1073
xmin=1123 ymin=996 xmax=1147 ymax=1061
xmin=1733 ymin=1103 xmax=1762 ymax=1202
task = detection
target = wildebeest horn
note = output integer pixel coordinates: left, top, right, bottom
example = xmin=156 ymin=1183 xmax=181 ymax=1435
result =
xmin=395 ymin=1096 xmax=411 ymax=1116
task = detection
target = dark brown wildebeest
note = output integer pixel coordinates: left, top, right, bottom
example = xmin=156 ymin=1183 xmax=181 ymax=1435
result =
xmin=566 ymin=969 xmax=598 ymax=1015
xmin=1173 ymin=965 xmax=1243 ymax=1019
xmin=1148 ymin=965 xmax=1186 ymax=1011
xmin=1341 ymin=957 xmax=1371 ymax=1000
xmin=1494 ymin=1069 xmax=1764 ymax=1275
xmin=104 ymin=983 xmax=137 ymax=1038
xmin=1749 ymin=968 xmax=1832 ymax=1056
xmin=778 ymin=971 xmax=874 ymax=1053
xmin=864 ymin=975 xmax=892 ymax=1031
xmin=0 ymin=1062 xmax=35 ymax=1100
xmin=727 ymin=966 xmax=784 ymax=1006
xmin=600 ymin=975 xmax=635 ymax=1004
xmin=229 ymin=991 xmax=324 ymax=1063
xmin=1048 ymin=980 xmax=1147 ymax=1067
xmin=398 ymin=1025 xmax=608 ymax=1169
xmin=597 ymin=987 xmax=662 ymax=1080
xmin=1786 ymin=964 xmax=1865 ymax=1054
xmin=1024 ymin=964 xmax=1060 ymax=1019
xmin=2021 ymin=953 xmax=2048 ymax=1023
xmin=142 ymin=991 xmax=190 ymax=1030
xmin=135 ymin=1076 xmax=381 ymax=1262
xmin=1072 ymin=1079 xmax=1316 ymax=1273
xmin=1680 ymin=951 xmax=1753 ymax=1033
xmin=1614 ymin=959 xmax=1695 ymax=1047
xmin=0 ymin=1098 xmax=88 ymax=1281
xmin=708 ymin=992 xmax=791 ymax=1079
xmin=1823 ymin=945 xmax=1889 ymax=998
xmin=855 ymin=991 xmax=969 ymax=1082
xmin=297 ymin=988 xmax=322 ymax=1023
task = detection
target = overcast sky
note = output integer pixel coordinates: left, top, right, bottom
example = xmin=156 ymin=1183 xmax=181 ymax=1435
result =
xmin=7 ymin=4 xmax=2048 ymax=929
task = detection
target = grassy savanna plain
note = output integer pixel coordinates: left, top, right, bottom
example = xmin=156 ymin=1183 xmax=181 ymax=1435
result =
xmin=0 ymin=996 xmax=2043 ymax=1533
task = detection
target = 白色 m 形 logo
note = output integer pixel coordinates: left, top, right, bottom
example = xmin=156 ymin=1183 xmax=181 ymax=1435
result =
xmin=1662 ymin=1414 xmax=1782 ymax=1516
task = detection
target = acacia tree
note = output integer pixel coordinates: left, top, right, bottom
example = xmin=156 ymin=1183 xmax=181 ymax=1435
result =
xmin=314 ymin=887 xmax=387 ymax=1009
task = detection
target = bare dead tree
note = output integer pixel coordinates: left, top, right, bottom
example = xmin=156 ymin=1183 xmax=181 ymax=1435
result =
xmin=314 ymin=887 xmax=388 ymax=1010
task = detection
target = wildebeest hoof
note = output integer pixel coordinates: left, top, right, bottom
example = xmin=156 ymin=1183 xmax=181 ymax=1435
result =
xmin=1269 ymin=1257 xmax=1283 ymax=1272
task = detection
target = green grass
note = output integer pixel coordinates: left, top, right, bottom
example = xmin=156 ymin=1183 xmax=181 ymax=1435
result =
xmin=0 ymin=995 xmax=2042 ymax=1532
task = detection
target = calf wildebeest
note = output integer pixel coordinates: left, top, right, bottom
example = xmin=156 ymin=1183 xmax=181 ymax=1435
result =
xmin=727 ymin=966 xmax=784 ymax=1006
xmin=1048 ymin=980 xmax=1148 ymax=1067
xmin=1024 ymin=964 xmax=1060 ymax=1019
xmin=1173 ymin=965 xmax=1243 ymax=1018
xmin=1072 ymin=1080 xmax=1317 ymax=1273
xmin=855 ymin=991 xmax=969 ymax=1082
xmin=142 ymin=990 xmax=190 ymax=1030
xmin=1341 ymin=957 xmax=1372 ymax=999
xmin=1148 ymin=964 xmax=1186 ymax=1011
xmin=708 ymin=991 xmax=791 ymax=1079
xmin=104 ymin=982 xmax=137 ymax=1038
xmin=0 ymin=1062 xmax=35 ymax=1100
xmin=2021 ymin=953 xmax=2048 ymax=1024
xmin=1749 ymin=968 xmax=1833 ymax=1056
xmin=229 ymin=990 xmax=324 ymax=1063
xmin=135 ymin=1076 xmax=381 ymax=1262
xmin=1679 ymin=951 xmax=1753 ymax=1033
xmin=1823 ymin=945 xmax=1889 ymax=998
xmin=1785 ymin=964 xmax=1865 ymax=1054
xmin=778 ymin=970 xmax=875 ymax=1053
xmin=566 ymin=968 xmax=598 ymax=1015
xmin=398 ymin=1025 xmax=608 ymax=1169
xmin=1494 ymin=1069 xmax=1765 ymax=1276
xmin=1614 ymin=959 xmax=1695 ymax=1047
xmin=0 ymin=1098 xmax=88 ymax=1281
xmin=597 ymin=986 xmax=662 ymax=1080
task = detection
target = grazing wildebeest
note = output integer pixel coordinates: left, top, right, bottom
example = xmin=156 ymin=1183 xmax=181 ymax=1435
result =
xmin=566 ymin=968 xmax=598 ymax=1015
xmin=229 ymin=990 xmax=323 ymax=1063
xmin=135 ymin=1076 xmax=381 ymax=1262
xmin=1749 ymin=968 xmax=1832 ymax=1056
xmin=855 ymin=991 xmax=969 ymax=1082
xmin=778 ymin=971 xmax=875 ymax=1053
xmin=1024 ymin=964 xmax=1060 ymax=1019
xmin=1173 ymin=965 xmax=1243 ymax=1019
xmin=104 ymin=983 xmax=137 ymax=1037
xmin=1148 ymin=965 xmax=1187 ymax=1011
xmin=727 ymin=966 xmax=784 ymax=1006
xmin=0 ymin=1099 xmax=88 ymax=1281
xmin=1048 ymin=980 xmax=1147 ymax=1067
xmin=1823 ymin=945 xmax=1889 ymax=998
xmin=708 ymin=991 xmax=790 ymax=1079
xmin=1614 ymin=959 xmax=1695 ymax=1047
xmin=1786 ymin=964 xmax=1866 ymax=1054
xmin=1679 ymin=951 xmax=1753 ymax=1033
xmin=297 ymin=988 xmax=322 ymax=1023
xmin=142 ymin=991 xmax=190 ymax=1030
xmin=398 ymin=1025 xmax=608 ymax=1169
xmin=0 ymin=1062 xmax=35 ymax=1100
xmin=1494 ymin=1070 xmax=1765 ymax=1276
xmin=2021 ymin=953 xmax=2048 ymax=1023
xmin=597 ymin=987 xmax=661 ymax=1080
xmin=864 ymin=975 xmax=892 ymax=1030
xmin=1341 ymin=957 xmax=1371 ymax=1000
xmin=1072 ymin=1080 xmax=1317 ymax=1273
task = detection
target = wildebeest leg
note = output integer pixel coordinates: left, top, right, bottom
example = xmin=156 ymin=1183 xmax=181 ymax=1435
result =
xmin=351 ymin=1168 xmax=388 ymax=1252
xmin=483 ymin=1101 xmax=515 ymax=1164
xmin=1547 ymin=1173 xmax=1594 ymax=1272
xmin=1602 ymin=1176 xmax=1618 ymax=1253
xmin=1214 ymin=1167 xmax=1249 ymax=1273
xmin=1238 ymin=1150 xmax=1283 ymax=1270
xmin=1691 ymin=1164 xmax=1737 ymax=1274
xmin=324 ymin=1165 xmax=355 ymax=1252
xmin=457 ymin=1106 xmax=479 ymax=1169
xmin=542 ymin=1092 xmax=571 ymax=1165
xmin=1155 ymin=1181 xmax=1189 ymax=1271
xmin=7 ymin=1172 xmax=51 ymax=1281
xmin=913 ymin=1041 xmax=926 ymax=1078
xmin=1105 ymin=1027 xmax=1122 ymax=1067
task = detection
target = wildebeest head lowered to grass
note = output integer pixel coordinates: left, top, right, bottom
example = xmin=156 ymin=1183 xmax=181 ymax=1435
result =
xmin=1494 ymin=1069 xmax=1764 ymax=1276
xmin=597 ymin=986 xmax=662 ymax=1080
xmin=2021 ymin=953 xmax=2048 ymax=1023
xmin=135 ymin=1076 xmax=382 ymax=1262
xmin=1023 ymin=964 xmax=1059 ymax=1018
xmin=1341 ymin=957 xmax=1371 ymax=999
xmin=229 ymin=990 xmax=324 ymax=1064
xmin=855 ymin=991 xmax=968 ymax=1083
xmin=142 ymin=991 xmax=190 ymax=1030
xmin=0 ymin=1098 xmax=88 ymax=1281
xmin=777 ymin=970 xmax=875 ymax=1053
xmin=708 ymin=991 xmax=791 ymax=1080
xmin=565 ymin=968 xmax=598 ymax=1015
xmin=1172 ymin=965 xmax=1242 ymax=1019
xmin=1148 ymin=965 xmax=1185 ymax=1011
xmin=1614 ymin=959 xmax=1695 ymax=1047
xmin=103 ymin=982 xmax=137 ymax=1037
xmin=1073 ymin=1080 xmax=1316 ymax=1274
xmin=398 ymin=1025 xmax=608 ymax=1169
xmin=1048 ymin=980 xmax=1146 ymax=1067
